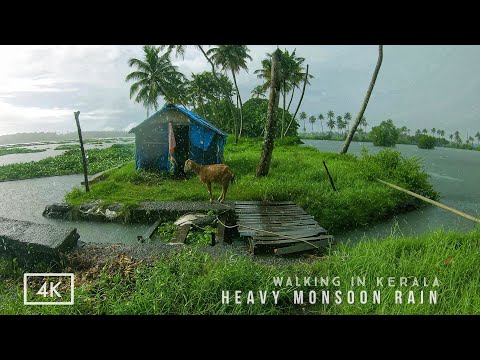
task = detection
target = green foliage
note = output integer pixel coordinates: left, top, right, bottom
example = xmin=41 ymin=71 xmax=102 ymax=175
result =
xmin=371 ymin=119 xmax=400 ymax=147
xmin=2 ymin=228 xmax=480 ymax=314
xmin=417 ymin=135 xmax=436 ymax=149
xmin=0 ymin=144 xmax=134 ymax=182
xmin=242 ymin=98 xmax=298 ymax=137
xmin=0 ymin=147 xmax=46 ymax=156
xmin=66 ymin=137 xmax=436 ymax=234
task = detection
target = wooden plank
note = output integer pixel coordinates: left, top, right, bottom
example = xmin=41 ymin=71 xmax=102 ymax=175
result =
xmin=254 ymin=235 xmax=334 ymax=245
xmin=174 ymin=223 xmax=192 ymax=244
xmin=137 ymin=218 xmax=163 ymax=243
xmin=240 ymin=229 xmax=327 ymax=239
xmin=274 ymin=238 xmax=334 ymax=256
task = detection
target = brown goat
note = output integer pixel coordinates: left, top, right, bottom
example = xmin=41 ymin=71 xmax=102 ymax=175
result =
xmin=184 ymin=159 xmax=234 ymax=203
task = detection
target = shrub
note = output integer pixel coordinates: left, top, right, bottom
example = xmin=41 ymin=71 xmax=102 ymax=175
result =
xmin=417 ymin=135 xmax=436 ymax=149
xmin=370 ymin=119 xmax=400 ymax=147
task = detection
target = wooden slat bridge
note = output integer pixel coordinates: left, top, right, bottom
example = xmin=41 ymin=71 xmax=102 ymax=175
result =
xmin=234 ymin=201 xmax=334 ymax=255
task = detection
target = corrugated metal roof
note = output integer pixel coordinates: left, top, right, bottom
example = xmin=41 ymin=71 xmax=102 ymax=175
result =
xmin=129 ymin=104 xmax=227 ymax=137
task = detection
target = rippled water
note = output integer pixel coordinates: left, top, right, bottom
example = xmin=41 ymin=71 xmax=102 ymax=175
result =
xmin=302 ymin=140 xmax=480 ymax=242
xmin=0 ymin=138 xmax=477 ymax=245
xmin=0 ymin=138 xmax=134 ymax=166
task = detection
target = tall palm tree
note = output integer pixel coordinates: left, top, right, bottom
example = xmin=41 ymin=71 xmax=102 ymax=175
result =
xmin=469 ymin=136 xmax=475 ymax=145
xmin=341 ymin=45 xmax=383 ymax=154
xmin=161 ymin=45 xmax=239 ymax=134
xmin=431 ymin=128 xmax=436 ymax=137
xmin=336 ymin=115 xmax=344 ymax=137
xmin=126 ymin=45 xmax=186 ymax=117
xmin=475 ymin=131 xmax=480 ymax=146
xmin=300 ymin=111 xmax=307 ymax=133
xmin=207 ymin=45 xmax=253 ymax=142
xmin=327 ymin=118 xmax=336 ymax=135
xmin=449 ymin=134 xmax=453 ymax=142
xmin=360 ymin=116 xmax=368 ymax=133
xmin=344 ymin=112 xmax=352 ymax=133
xmin=251 ymin=85 xmax=266 ymax=99
xmin=327 ymin=110 xmax=335 ymax=132
xmin=255 ymin=49 xmax=313 ymax=138
xmin=309 ymin=115 xmax=316 ymax=132
xmin=416 ymin=129 xmax=421 ymax=137
xmin=318 ymin=114 xmax=325 ymax=133
xmin=454 ymin=131 xmax=462 ymax=144
xmin=422 ymin=129 xmax=428 ymax=134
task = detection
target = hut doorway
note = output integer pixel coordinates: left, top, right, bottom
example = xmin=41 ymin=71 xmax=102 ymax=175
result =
xmin=173 ymin=124 xmax=189 ymax=177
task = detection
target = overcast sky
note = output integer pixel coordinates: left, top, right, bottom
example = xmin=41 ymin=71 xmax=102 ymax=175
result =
xmin=0 ymin=45 xmax=479 ymax=137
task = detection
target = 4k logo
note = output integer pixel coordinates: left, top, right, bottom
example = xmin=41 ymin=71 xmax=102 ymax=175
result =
xmin=24 ymin=273 xmax=74 ymax=305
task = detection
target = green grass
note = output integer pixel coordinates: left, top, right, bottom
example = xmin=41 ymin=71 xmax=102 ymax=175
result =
xmin=0 ymin=147 xmax=46 ymax=156
xmin=1 ymin=228 xmax=479 ymax=315
xmin=66 ymin=137 xmax=438 ymax=234
xmin=0 ymin=144 xmax=134 ymax=182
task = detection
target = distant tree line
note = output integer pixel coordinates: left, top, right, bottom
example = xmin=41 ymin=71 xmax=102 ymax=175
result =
xmin=0 ymin=131 xmax=133 ymax=146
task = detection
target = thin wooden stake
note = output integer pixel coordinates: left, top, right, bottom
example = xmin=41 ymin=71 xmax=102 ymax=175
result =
xmin=323 ymin=160 xmax=337 ymax=192
xmin=74 ymin=111 xmax=89 ymax=192
xmin=377 ymin=179 xmax=480 ymax=224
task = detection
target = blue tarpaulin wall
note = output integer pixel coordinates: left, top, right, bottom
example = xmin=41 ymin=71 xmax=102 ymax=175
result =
xmin=131 ymin=105 xmax=227 ymax=172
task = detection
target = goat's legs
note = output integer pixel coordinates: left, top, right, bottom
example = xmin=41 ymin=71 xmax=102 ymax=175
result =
xmin=220 ymin=182 xmax=229 ymax=203
xmin=206 ymin=182 xmax=213 ymax=203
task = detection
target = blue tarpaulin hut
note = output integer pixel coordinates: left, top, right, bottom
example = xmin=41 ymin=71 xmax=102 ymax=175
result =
xmin=129 ymin=104 xmax=228 ymax=173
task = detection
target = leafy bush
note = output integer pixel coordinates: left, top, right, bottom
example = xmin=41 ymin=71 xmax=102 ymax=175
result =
xmin=417 ymin=135 xmax=436 ymax=149
xmin=370 ymin=119 xmax=400 ymax=147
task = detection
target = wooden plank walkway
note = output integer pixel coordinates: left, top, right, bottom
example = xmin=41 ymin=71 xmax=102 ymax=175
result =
xmin=234 ymin=201 xmax=334 ymax=255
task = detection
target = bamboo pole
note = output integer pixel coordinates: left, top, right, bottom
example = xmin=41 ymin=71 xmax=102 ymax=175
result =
xmin=74 ymin=111 xmax=89 ymax=192
xmin=377 ymin=179 xmax=480 ymax=224
xmin=323 ymin=161 xmax=337 ymax=192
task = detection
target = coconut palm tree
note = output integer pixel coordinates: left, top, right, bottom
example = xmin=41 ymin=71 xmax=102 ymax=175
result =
xmin=360 ymin=116 xmax=368 ymax=134
xmin=416 ymin=129 xmax=422 ymax=137
xmin=431 ymin=128 xmax=436 ymax=137
xmin=126 ymin=45 xmax=186 ymax=117
xmin=327 ymin=118 xmax=336 ymax=135
xmin=469 ymin=136 xmax=475 ymax=145
xmin=336 ymin=115 xmax=344 ymax=137
xmin=318 ymin=114 xmax=324 ymax=133
xmin=344 ymin=112 xmax=352 ymax=133
xmin=454 ymin=131 xmax=462 ymax=144
xmin=422 ymin=129 xmax=428 ymax=134
xmin=207 ymin=45 xmax=253 ymax=141
xmin=449 ymin=134 xmax=453 ymax=142
xmin=309 ymin=115 xmax=316 ymax=132
xmin=300 ymin=111 xmax=307 ymax=133
xmin=341 ymin=45 xmax=383 ymax=154
xmin=475 ymin=131 xmax=480 ymax=146
xmin=160 ymin=45 xmax=239 ymax=135
xmin=251 ymin=85 xmax=266 ymax=99
xmin=255 ymin=49 xmax=313 ymax=138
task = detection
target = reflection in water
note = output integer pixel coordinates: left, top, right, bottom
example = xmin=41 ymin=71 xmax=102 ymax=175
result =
xmin=301 ymin=140 xmax=479 ymax=243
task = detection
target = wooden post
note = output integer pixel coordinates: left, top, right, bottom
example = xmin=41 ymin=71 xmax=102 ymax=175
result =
xmin=74 ymin=111 xmax=89 ymax=192
xmin=323 ymin=160 xmax=337 ymax=192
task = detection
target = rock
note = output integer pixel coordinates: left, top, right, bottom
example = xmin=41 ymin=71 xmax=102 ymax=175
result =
xmin=42 ymin=203 xmax=72 ymax=220
xmin=105 ymin=209 xmax=118 ymax=220
xmin=0 ymin=217 xmax=79 ymax=264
